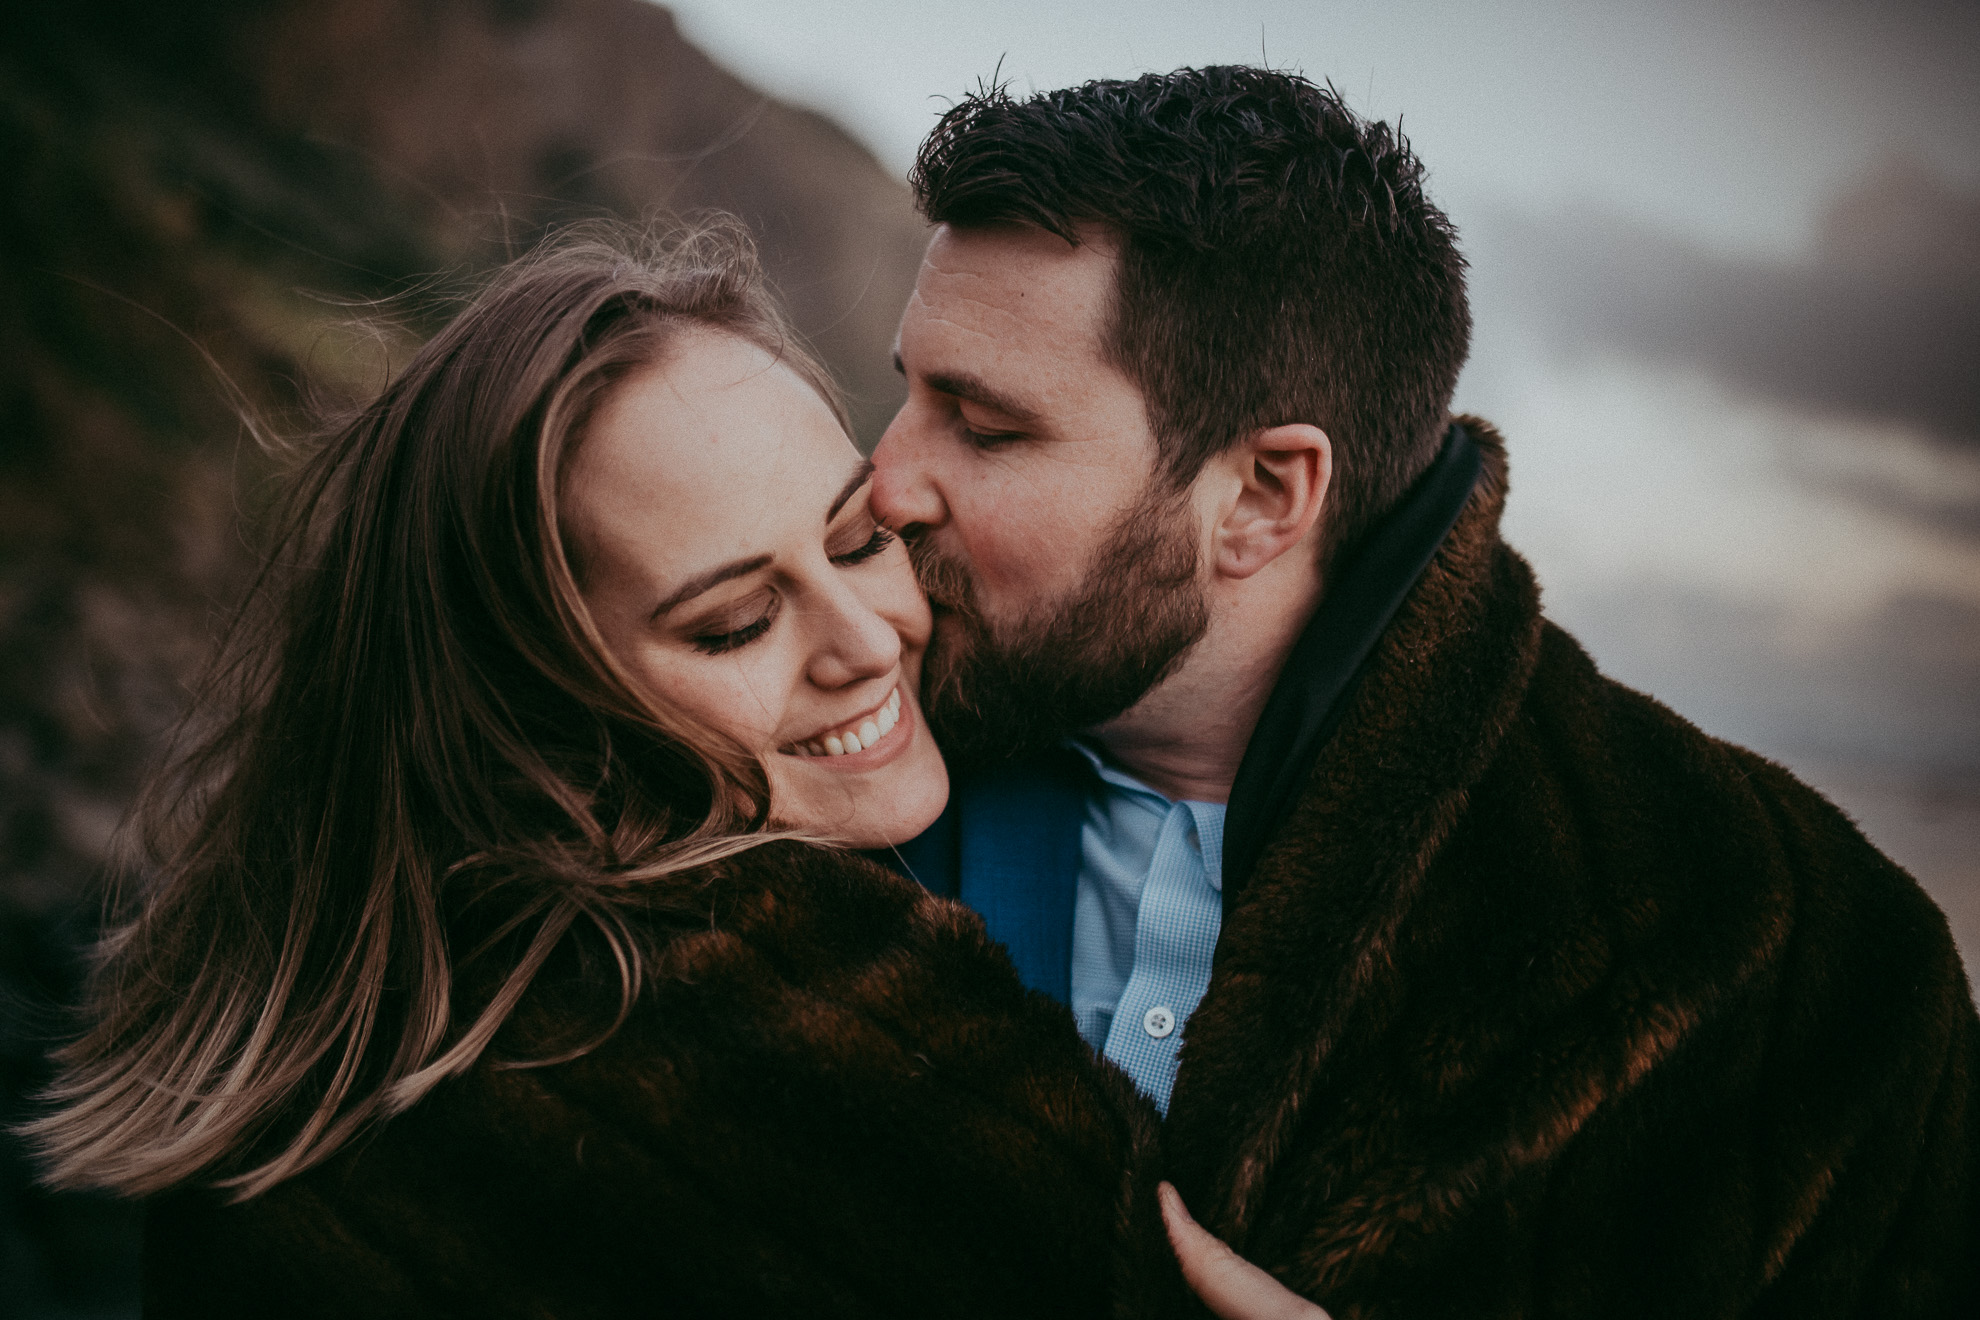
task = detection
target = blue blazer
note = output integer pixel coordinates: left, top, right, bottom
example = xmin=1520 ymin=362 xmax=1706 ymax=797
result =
xmin=887 ymin=748 xmax=1088 ymax=1006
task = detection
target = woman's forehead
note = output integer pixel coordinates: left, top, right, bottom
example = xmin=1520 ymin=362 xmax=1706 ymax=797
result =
xmin=565 ymin=331 xmax=858 ymax=578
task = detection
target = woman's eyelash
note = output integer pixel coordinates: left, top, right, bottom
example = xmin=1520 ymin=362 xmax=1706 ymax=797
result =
xmin=690 ymin=530 xmax=890 ymax=653
xmin=831 ymin=527 xmax=895 ymax=566
xmin=692 ymin=614 xmax=773 ymax=655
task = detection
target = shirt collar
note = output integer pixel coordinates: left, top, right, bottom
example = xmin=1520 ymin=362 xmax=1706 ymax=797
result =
xmin=1065 ymin=738 xmax=1168 ymax=804
xmin=1066 ymin=739 xmax=1226 ymax=893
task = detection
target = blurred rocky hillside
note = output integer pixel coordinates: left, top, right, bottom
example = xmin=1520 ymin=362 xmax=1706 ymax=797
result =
xmin=0 ymin=1 xmax=925 ymax=1310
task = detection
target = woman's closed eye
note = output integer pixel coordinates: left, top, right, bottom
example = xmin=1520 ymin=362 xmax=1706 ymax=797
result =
xmin=689 ymin=593 xmax=779 ymax=655
xmin=692 ymin=615 xmax=773 ymax=654
xmin=830 ymin=526 xmax=895 ymax=566
xmin=687 ymin=519 xmax=893 ymax=655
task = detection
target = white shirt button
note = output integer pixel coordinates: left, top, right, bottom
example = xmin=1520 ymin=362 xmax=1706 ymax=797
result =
xmin=1143 ymin=1005 xmax=1176 ymax=1039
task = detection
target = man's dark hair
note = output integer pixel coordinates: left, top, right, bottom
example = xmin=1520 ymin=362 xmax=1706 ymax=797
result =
xmin=911 ymin=66 xmax=1472 ymax=561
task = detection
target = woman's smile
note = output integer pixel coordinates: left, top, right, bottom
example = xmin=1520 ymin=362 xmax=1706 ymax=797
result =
xmin=781 ymin=683 xmax=916 ymax=766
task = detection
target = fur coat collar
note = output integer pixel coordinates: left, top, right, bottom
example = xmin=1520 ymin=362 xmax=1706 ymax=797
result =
xmin=1164 ymin=417 xmax=1978 ymax=1317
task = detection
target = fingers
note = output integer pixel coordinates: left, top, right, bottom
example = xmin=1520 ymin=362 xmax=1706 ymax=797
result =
xmin=1159 ymin=1182 xmax=1331 ymax=1320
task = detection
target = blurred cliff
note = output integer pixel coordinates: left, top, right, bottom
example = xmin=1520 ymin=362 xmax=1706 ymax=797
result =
xmin=0 ymin=0 xmax=925 ymax=1310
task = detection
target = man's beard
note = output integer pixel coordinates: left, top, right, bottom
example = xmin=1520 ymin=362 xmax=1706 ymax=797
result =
xmin=910 ymin=483 xmax=1210 ymax=770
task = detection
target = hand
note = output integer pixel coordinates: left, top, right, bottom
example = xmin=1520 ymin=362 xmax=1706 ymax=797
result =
xmin=1159 ymin=1181 xmax=1331 ymax=1320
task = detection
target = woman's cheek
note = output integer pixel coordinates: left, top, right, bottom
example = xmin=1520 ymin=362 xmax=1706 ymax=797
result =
xmin=877 ymin=559 xmax=934 ymax=649
xmin=719 ymin=642 xmax=804 ymax=752
xmin=635 ymin=654 xmax=768 ymax=754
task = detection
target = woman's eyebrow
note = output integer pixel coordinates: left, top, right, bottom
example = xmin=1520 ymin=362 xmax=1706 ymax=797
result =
xmin=827 ymin=459 xmax=875 ymax=523
xmin=649 ymin=459 xmax=875 ymax=621
xmin=650 ymin=555 xmax=772 ymax=620
xmin=651 ymin=460 xmax=873 ymax=620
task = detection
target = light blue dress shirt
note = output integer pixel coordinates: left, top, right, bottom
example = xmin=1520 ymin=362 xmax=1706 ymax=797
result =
xmin=1066 ymin=742 xmax=1224 ymax=1114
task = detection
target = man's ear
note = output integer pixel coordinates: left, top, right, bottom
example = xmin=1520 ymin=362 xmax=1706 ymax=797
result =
xmin=1209 ymin=424 xmax=1331 ymax=581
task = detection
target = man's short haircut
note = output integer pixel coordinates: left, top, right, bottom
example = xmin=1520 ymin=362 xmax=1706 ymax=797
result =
xmin=911 ymin=66 xmax=1472 ymax=561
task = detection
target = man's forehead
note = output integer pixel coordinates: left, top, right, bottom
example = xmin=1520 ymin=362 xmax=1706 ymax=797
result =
xmin=909 ymin=223 xmax=1118 ymax=344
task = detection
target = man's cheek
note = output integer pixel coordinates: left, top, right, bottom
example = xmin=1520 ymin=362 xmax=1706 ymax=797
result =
xmin=928 ymin=609 xmax=969 ymax=656
xmin=993 ymin=534 xmax=1088 ymax=600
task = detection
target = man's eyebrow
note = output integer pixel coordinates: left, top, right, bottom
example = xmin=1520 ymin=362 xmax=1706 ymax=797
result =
xmin=827 ymin=459 xmax=875 ymax=523
xmin=912 ymin=366 xmax=1040 ymax=424
xmin=650 ymin=554 xmax=772 ymax=620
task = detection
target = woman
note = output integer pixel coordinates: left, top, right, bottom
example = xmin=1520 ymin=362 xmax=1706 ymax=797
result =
xmin=23 ymin=223 xmax=1311 ymax=1319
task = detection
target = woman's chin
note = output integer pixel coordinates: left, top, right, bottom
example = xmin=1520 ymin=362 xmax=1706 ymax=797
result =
xmin=765 ymin=700 xmax=950 ymax=849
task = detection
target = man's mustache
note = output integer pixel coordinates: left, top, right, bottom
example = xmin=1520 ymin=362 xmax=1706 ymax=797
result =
xmin=907 ymin=536 xmax=981 ymax=621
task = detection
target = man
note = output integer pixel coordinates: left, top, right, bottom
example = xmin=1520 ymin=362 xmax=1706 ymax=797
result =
xmin=872 ymin=67 xmax=1977 ymax=1316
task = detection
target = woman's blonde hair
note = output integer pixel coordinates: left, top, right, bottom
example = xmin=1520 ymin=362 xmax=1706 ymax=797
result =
xmin=22 ymin=219 xmax=839 ymax=1200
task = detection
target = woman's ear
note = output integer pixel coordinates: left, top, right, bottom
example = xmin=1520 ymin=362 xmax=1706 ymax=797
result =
xmin=1209 ymin=423 xmax=1331 ymax=580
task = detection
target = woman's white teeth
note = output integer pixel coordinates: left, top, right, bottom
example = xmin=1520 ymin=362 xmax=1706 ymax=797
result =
xmin=796 ymin=689 xmax=903 ymax=758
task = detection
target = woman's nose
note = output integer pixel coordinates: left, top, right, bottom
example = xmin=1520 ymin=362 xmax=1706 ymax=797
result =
xmin=805 ymin=576 xmax=903 ymax=690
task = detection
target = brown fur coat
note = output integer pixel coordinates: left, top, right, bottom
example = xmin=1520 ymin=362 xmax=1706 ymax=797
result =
xmin=143 ymin=844 xmax=1189 ymax=1318
xmin=143 ymin=420 xmax=1974 ymax=1318
xmin=1165 ymin=419 xmax=1979 ymax=1317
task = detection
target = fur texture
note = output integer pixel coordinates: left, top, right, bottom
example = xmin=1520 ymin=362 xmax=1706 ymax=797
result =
xmin=142 ymin=844 xmax=1189 ymax=1318
xmin=1165 ymin=418 xmax=1979 ymax=1317
xmin=141 ymin=417 xmax=1976 ymax=1317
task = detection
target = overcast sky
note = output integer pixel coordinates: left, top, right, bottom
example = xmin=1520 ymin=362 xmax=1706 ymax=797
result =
xmin=664 ymin=0 xmax=1980 ymax=775
xmin=668 ymin=0 xmax=1978 ymax=248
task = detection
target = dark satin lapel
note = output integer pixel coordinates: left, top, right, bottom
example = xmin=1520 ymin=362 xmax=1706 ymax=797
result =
xmin=1222 ymin=423 xmax=1483 ymax=904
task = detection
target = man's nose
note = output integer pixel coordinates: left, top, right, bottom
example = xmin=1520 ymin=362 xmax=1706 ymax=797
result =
xmin=871 ymin=402 xmax=947 ymax=532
